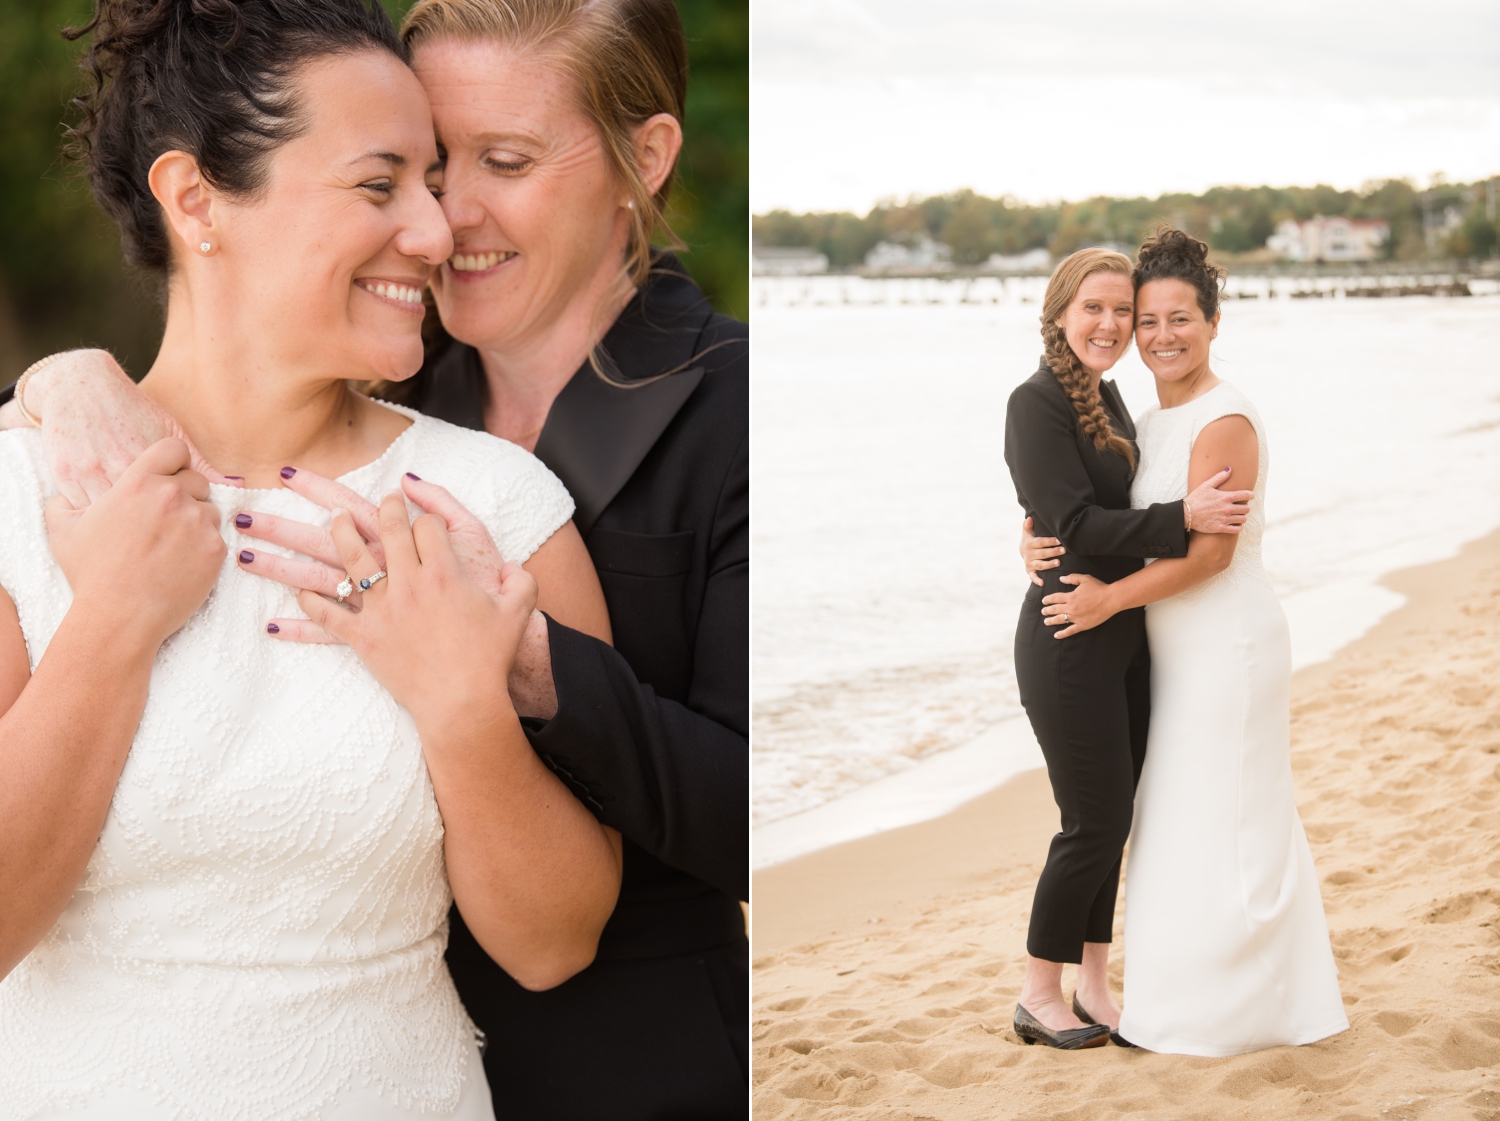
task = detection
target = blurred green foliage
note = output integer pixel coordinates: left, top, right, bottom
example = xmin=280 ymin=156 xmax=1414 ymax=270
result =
xmin=0 ymin=0 xmax=746 ymax=384
xmin=755 ymin=179 xmax=1500 ymax=270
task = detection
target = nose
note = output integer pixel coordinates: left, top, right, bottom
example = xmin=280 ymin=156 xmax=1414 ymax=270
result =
xmin=437 ymin=163 xmax=486 ymax=241
xmin=396 ymin=185 xmax=454 ymax=267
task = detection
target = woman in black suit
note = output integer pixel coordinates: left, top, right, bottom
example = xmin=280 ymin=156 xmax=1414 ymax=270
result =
xmin=1004 ymin=248 xmax=1246 ymax=1049
xmin=0 ymin=0 xmax=745 ymax=1115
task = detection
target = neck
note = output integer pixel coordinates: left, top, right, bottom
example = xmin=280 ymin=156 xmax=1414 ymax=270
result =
xmin=1155 ymin=361 xmax=1218 ymax=409
xmin=476 ymin=272 xmax=634 ymax=453
xmin=139 ymin=283 xmax=404 ymax=487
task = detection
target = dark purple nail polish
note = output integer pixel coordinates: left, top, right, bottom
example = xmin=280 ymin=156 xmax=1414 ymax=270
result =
xmin=405 ymin=472 xmax=421 ymax=481
xmin=266 ymin=623 xmax=280 ymax=634
xmin=280 ymin=467 xmax=296 ymax=480
xmin=234 ymin=513 xmax=252 ymax=529
xmin=239 ymin=550 xmax=255 ymax=564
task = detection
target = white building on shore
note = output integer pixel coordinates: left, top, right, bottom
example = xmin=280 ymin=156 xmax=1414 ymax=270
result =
xmin=863 ymin=234 xmax=952 ymax=274
xmin=752 ymin=246 xmax=830 ymax=276
xmin=983 ymin=247 xmax=1053 ymax=273
xmin=1268 ymin=216 xmax=1390 ymax=262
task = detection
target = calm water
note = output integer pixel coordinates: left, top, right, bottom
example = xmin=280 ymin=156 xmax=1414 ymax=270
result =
xmin=752 ymin=277 xmax=1500 ymax=831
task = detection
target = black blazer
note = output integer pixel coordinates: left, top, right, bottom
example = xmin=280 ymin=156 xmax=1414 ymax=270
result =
xmin=1004 ymin=358 xmax=1188 ymax=590
xmin=416 ymin=258 xmax=748 ymax=1119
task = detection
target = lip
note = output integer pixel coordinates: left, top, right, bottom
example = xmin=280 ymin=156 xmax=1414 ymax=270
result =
xmin=446 ymin=249 xmax=518 ymax=281
xmin=354 ymin=277 xmax=427 ymax=313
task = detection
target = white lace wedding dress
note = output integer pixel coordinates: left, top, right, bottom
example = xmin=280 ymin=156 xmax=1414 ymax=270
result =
xmin=0 ymin=406 xmax=573 ymax=1120
xmin=1117 ymin=382 xmax=1347 ymax=1056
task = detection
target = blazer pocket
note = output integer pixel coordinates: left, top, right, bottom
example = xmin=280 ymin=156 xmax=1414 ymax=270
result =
xmin=588 ymin=528 xmax=694 ymax=578
xmin=586 ymin=529 xmax=696 ymax=702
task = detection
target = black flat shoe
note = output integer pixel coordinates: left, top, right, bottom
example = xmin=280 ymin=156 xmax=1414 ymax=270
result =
xmin=1013 ymin=1004 xmax=1110 ymax=1049
xmin=1071 ymin=993 xmax=1137 ymax=1048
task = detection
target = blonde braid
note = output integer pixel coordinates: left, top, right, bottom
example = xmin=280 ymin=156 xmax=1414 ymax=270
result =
xmin=1041 ymin=320 xmax=1136 ymax=469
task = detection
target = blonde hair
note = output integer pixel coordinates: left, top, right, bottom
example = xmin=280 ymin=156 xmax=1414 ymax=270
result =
xmin=1040 ymin=248 xmax=1137 ymax=468
xmin=401 ymin=0 xmax=686 ymax=308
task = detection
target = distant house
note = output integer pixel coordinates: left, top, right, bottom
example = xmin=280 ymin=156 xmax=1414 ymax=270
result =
xmin=984 ymin=247 xmax=1053 ymax=273
xmin=863 ymin=234 xmax=953 ymax=274
xmin=752 ymin=246 xmax=829 ymax=276
xmin=1267 ymin=216 xmax=1389 ymax=262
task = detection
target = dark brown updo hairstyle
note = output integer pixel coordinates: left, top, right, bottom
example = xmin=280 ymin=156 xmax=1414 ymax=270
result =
xmin=63 ymin=0 xmax=407 ymax=274
xmin=1132 ymin=225 xmax=1227 ymax=320
xmin=1040 ymin=247 xmax=1137 ymax=468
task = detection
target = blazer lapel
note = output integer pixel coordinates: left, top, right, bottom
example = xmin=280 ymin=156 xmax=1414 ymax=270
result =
xmin=536 ymin=363 xmax=704 ymax=535
xmin=415 ymin=254 xmax=715 ymax=535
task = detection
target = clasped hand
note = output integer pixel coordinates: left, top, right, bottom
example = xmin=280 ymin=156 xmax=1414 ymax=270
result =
xmin=1040 ymin=573 xmax=1113 ymax=639
xmin=279 ymin=484 xmax=535 ymax=733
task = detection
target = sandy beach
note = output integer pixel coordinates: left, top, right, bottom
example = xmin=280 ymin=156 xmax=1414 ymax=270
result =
xmin=752 ymin=528 xmax=1500 ymax=1120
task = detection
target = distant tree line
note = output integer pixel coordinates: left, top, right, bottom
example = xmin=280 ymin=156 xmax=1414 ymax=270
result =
xmin=754 ymin=178 xmax=1500 ymax=269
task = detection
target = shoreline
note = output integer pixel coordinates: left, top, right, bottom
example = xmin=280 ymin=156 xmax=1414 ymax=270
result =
xmin=753 ymin=567 xmax=1408 ymax=874
xmin=753 ymin=527 xmax=1500 ymax=1118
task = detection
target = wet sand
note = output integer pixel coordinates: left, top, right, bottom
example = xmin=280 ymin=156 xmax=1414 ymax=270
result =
xmin=753 ymin=529 xmax=1500 ymax=1120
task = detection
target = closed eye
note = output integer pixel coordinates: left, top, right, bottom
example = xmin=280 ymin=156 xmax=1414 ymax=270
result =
xmin=483 ymin=155 xmax=532 ymax=174
xmin=359 ymin=179 xmax=395 ymax=198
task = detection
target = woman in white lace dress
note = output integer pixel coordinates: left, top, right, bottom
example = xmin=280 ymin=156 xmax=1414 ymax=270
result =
xmin=0 ymin=2 xmax=622 ymax=1118
xmin=1034 ymin=228 xmax=1347 ymax=1055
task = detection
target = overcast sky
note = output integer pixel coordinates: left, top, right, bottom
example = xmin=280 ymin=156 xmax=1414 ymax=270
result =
xmin=752 ymin=0 xmax=1500 ymax=214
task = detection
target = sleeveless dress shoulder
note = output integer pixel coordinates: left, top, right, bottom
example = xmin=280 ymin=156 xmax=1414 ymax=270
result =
xmin=1117 ymin=382 xmax=1347 ymax=1056
xmin=0 ymin=406 xmax=572 ymax=1120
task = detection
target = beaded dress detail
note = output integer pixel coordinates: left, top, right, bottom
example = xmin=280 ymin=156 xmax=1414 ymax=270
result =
xmin=0 ymin=406 xmax=573 ymax=1120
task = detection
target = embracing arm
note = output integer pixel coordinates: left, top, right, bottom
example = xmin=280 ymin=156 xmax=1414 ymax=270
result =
xmin=1005 ymin=379 xmax=1187 ymax=557
xmin=0 ymin=350 xmax=233 ymax=504
xmin=1041 ymin=414 xmax=1260 ymax=636
xmin=0 ymin=441 xmax=224 ymax=979
xmin=523 ymin=431 xmax=749 ymax=902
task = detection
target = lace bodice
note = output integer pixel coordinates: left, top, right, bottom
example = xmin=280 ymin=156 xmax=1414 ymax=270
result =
xmin=1130 ymin=381 xmax=1270 ymax=599
xmin=0 ymin=407 xmax=573 ymax=1121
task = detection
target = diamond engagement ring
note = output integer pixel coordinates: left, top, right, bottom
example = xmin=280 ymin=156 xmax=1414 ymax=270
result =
xmin=336 ymin=576 xmax=356 ymax=604
xmin=358 ymin=571 xmax=387 ymax=592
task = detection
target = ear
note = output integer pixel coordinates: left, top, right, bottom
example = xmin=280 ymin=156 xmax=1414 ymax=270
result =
xmin=630 ymin=113 xmax=683 ymax=201
xmin=148 ymin=150 xmax=219 ymax=258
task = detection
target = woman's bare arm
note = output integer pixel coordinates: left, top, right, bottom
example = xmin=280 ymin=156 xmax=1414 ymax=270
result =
xmin=0 ymin=440 xmax=225 ymax=979
xmin=1040 ymin=414 xmax=1260 ymax=637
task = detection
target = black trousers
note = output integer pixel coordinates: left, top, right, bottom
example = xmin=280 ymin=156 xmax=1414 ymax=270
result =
xmin=1014 ymin=588 xmax=1151 ymax=964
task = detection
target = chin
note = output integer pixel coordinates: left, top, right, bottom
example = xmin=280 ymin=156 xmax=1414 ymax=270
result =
xmin=435 ymin=304 xmax=507 ymax=350
xmin=357 ymin=343 xmax=425 ymax=384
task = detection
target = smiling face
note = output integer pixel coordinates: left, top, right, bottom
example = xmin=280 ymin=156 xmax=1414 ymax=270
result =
xmin=1133 ymin=278 xmax=1220 ymax=384
xmin=1056 ymin=271 xmax=1136 ymax=374
xmin=413 ymin=37 xmax=631 ymax=353
xmin=208 ymin=50 xmax=452 ymax=383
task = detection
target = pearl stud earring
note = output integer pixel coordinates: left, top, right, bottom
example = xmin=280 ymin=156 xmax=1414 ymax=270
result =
xmin=199 ymin=242 xmax=211 ymax=254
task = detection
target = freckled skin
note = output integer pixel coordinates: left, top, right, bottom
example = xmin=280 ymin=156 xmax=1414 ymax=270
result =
xmin=415 ymin=41 xmax=632 ymax=393
xmin=1057 ymin=272 xmax=1136 ymax=380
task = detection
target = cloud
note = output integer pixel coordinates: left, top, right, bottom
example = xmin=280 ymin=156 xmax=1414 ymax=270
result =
xmin=753 ymin=0 xmax=1500 ymax=211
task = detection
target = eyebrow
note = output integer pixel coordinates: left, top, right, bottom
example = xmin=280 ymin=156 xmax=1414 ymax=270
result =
xmin=347 ymin=151 xmax=407 ymax=168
